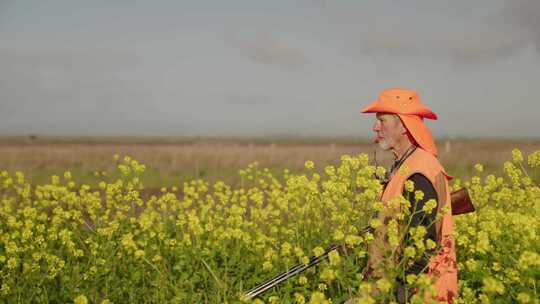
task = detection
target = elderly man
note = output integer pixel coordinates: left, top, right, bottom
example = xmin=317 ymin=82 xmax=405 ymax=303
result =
xmin=360 ymin=88 xmax=457 ymax=303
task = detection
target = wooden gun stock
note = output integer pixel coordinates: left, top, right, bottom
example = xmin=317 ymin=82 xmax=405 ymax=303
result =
xmin=450 ymin=188 xmax=475 ymax=215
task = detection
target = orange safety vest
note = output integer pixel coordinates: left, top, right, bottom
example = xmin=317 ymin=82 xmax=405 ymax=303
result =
xmin=367 ymin=147 xmax=458 ymax=303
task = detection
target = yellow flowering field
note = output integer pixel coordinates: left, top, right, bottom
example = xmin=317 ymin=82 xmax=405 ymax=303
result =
xmin=0 ymin=149 xmax=538 ymax=303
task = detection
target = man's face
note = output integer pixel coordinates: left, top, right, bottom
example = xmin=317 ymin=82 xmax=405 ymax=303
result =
xmin=372 ymin=113 xmax=404 ymax=150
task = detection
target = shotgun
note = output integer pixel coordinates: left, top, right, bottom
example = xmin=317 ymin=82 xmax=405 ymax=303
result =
xmin=243 ymin=188 xmax=474 ymax=299
xmin=243 ymin=226 xmax=373 ymax=299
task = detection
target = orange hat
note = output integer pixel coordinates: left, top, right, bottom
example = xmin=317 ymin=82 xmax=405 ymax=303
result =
xmin=361 ymin=88 xmax=439 ymax=156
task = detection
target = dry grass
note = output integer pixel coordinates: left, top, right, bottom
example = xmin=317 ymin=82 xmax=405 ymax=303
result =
xmin=1 ymin=136 xmax=539 ymax=187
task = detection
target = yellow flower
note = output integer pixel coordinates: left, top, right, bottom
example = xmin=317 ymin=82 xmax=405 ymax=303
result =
xmin=305 ymin=160 xmax=315 ymax=170
xmin=359 ymin=282 xmax=372 ymax=294
xmin=404 ymin=180 xmax=414 ymax=193
xmin=399 ymin=164 xmax=409 ymax=176
xmin=376 ymin=278 xmax=392 ymax=293
xmin=345 ymin=234 xmax=362 ymax=247
xmin=134 ymin=250 xmax=145 ymax=259
xmin=372 ymin=201 xmax=384 ymax=212
xmin=333 ymin=229 xmax=344 ymax=241
xmin=516 ymin=292 xmax=531 ymax=303
xmin=482 ymin=277 xmax=505 ymax=294
xmin=0 ymin=283 xmax=10 ymax=296
xmin=74 ymin=295 xmax=88 ymax=304
xmin=309 ymin=291 xmax=329 ymax=304
xmin=313 ymin=246 xmax=325 ymax=257
xmin=517 ymin=251 xmax=540 ymax=271
xmin=422 ymin=199 xmax=437 ymax=214
xmin=474 ymin=163 xmax=484 ymax=172
xmin=121 ymin=233 xmax=137 ymax=250
xmin=320 ymin=268 xmax=336 ymax=282
xmin=7 ymin=257 xmax=18 ymax=269
xmin=328 ymin=250 xmax=341 ymax=266
xmin=387 ymin=219 xmax=399 ymax=247
xmin=527 ymin=150 xmax=540 ymax=167
xmin=281 ymin=242 xmax=292 ymax=256
xmin=465 ymin=259 xmax=477 ymax=271
xmin=414 ymin=190 xmax=424 ymax=201
xmin=15 ymin=171 xmax=25 ymax=184
xmin=294 ymin=293 xmax=306 ymax=304
xmin=375 ymin=166 xmax=386 ymax=178
xmin=369 ymin=218 xmax=382 ymax=229
xmin=512 ymin=148 xmax=524 ymax=162
xmin=406 ymin=274 xmax=417 ymax=285
xmin=404 ymin=246 xmax=416 ymax=258
xmin=262 ymin=261 xmax=273 ymax=271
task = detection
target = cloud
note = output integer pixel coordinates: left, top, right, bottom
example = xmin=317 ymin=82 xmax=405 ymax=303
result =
xmin=233 ymin=32 xmax=307 ymax=68
xmin=353 ymin=25 xmax=528 ymax=64
xmin=332 ymin=0 xmax=540 ymax=63
xmin=501 ymin=0 xmax=540 ymax=52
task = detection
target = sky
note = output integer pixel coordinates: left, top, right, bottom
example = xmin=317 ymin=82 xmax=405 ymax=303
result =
xmin=1 ymin=0 xmax=539 ymax=138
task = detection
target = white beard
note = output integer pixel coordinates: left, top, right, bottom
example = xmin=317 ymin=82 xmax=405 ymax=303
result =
xmin=377 ymin=138 xmax=393 ymax=151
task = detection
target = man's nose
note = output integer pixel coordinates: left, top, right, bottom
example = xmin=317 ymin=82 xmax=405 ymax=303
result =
xmin=372 ymin=120 xmax=381 ymax=132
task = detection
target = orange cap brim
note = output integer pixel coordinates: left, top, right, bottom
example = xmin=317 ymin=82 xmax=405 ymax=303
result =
xmin=397 ymin=114 xmax=438 ymax=157
xmin=361 ymin=100 xmax=438 ymax=120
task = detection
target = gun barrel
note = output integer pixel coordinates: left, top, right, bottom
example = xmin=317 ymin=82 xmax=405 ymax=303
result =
xmin=243 ymin=226 xmax=373 ymax=299
xmin=244 ymin=245 xmax=338 ymax=299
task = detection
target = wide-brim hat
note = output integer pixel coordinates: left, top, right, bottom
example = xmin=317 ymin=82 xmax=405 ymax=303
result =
xmin=361 ymin=88 xmax=439 ymax=156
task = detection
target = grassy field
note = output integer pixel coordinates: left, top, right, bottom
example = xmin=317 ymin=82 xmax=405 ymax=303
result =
xmin=0 ymin=136 xmax=538 ymax=302
xmin=1 ymin=135 xmax=539 ymax=188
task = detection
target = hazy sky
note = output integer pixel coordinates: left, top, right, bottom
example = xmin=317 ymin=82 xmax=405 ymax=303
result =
xmin=1 ymin=0 xmax=539 ymax=137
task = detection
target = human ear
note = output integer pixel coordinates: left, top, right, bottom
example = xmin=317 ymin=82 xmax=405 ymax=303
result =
xmin=397 ymin=119 xmax=407 ymax=134
xmin=393 ymin=115 xmax=408 ymax=135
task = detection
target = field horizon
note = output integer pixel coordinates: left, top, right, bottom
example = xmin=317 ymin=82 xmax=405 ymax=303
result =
xmin=1 ymin=136 xmax=539 ymax=189
xmin=1 ymin=134 xmax=540 ymax=145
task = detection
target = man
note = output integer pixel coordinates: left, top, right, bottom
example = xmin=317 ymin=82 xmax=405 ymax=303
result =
xmin=361 ymin=88 xmax=457 ymax=303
